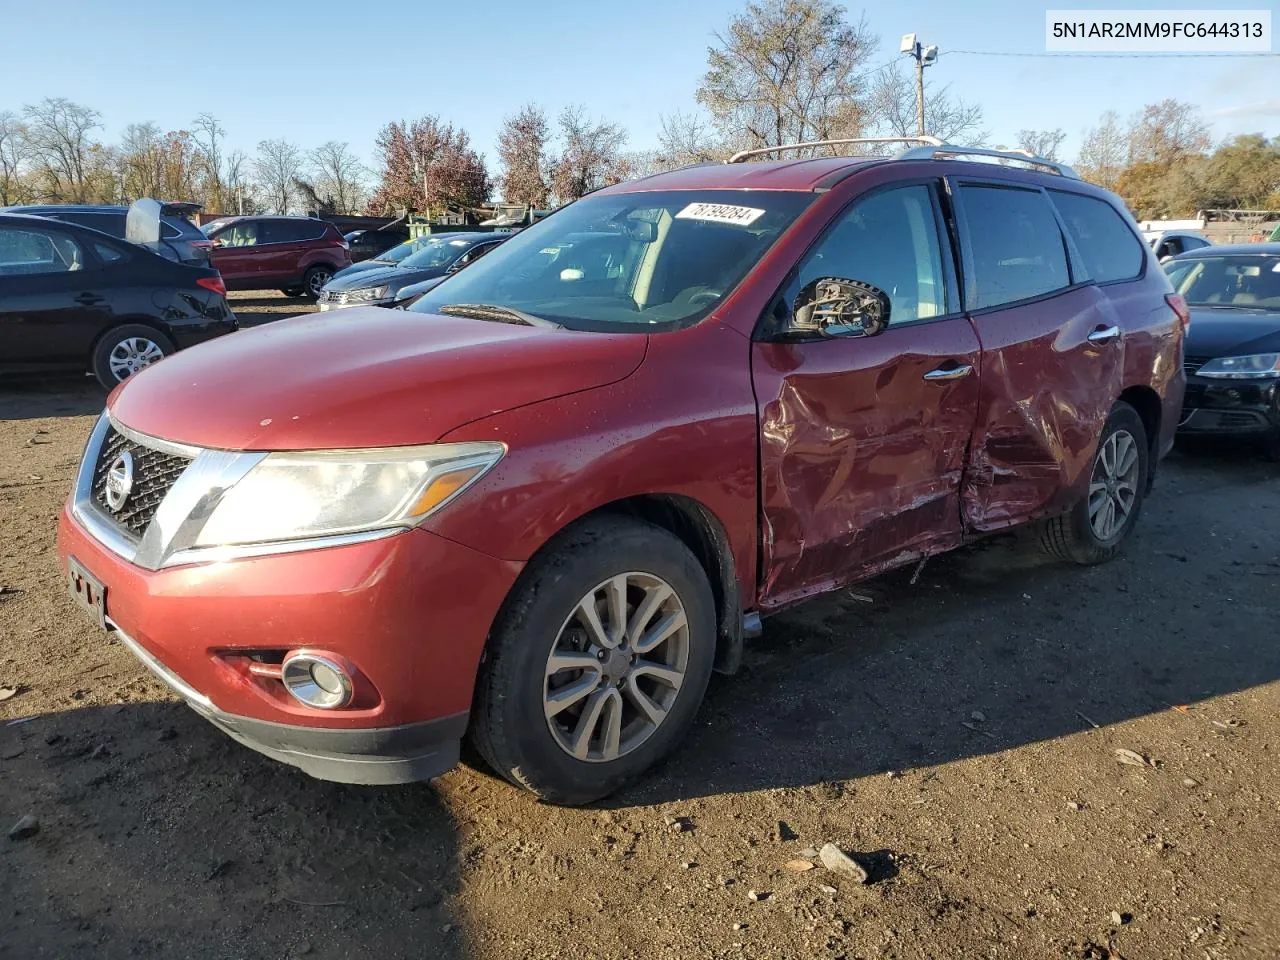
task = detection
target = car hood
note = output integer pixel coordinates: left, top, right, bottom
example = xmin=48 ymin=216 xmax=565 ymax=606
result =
xmin=324 ymin=263 xmax=445 ymax=293
xmin=1185 ymin=307 xmax=1280 ymax=358
xmin=109 ymin=308 xmax=647 ymax=450
xmin=329 ymin=259 xmax=395 ymax=282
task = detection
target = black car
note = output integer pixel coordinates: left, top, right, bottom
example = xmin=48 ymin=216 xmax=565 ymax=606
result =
xmin=1167 ymin=243 xmax=1280 ymax=459
xmin=344 ymin=227 xmax=410 ymax=263
xmin=317 ymin=232 xmax=507 ymax=310
xmin=1 ymin=201 xmax=211 ymax=265
xmin=0 ymin=213 xmax=236 ymax=389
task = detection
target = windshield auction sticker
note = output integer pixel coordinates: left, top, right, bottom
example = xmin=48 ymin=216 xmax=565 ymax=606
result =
xmin=675 ymin=203 xmax=766 ymax=226
xmin=1046 ymin=9 xmax=1271 ymax=51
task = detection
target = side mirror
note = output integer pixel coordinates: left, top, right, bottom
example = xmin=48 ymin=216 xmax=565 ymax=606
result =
xmin=793 ymin=277 xmax=890 ymax=338
xmin=626 ymin=220 xmax=657 ymax=243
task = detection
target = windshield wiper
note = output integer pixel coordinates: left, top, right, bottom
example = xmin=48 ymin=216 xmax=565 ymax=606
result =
xmin=438 ymin=303 xmax=562 ymax=329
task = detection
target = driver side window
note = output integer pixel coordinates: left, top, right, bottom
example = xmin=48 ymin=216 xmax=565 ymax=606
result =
xmin=782 ymin=183 xmax=950 ymax=330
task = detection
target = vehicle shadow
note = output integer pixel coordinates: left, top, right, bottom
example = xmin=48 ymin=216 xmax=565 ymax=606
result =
xmin=614 ymin=447 xmax=1280 ymax=806
xmin=0 ymin=700 xmax=469 ymax=960
xmin=0 ymin=379 xmax=105 ymax=421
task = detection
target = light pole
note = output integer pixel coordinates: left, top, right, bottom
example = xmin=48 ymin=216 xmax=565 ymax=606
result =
xmin=899 ymin=34 xmax=939 ymax=137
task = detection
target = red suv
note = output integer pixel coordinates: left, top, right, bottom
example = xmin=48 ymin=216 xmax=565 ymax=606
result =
xmin=59 ymin=140 xmax=1187 ymax=805
xmin=201 ymin=216 xmax=352 ymax=299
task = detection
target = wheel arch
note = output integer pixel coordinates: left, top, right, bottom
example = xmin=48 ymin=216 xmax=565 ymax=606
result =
xmin=1117 ymin=384 xmax=1162 ymax=491
xmin=494 ymin=493 xmax=745 ymax=677
xmin=88 ymin=316 xmax=173 ymax=362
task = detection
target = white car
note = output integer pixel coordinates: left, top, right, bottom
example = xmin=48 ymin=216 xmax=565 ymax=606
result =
xmin=1144 ymin=230 xmax=1210 ymax=262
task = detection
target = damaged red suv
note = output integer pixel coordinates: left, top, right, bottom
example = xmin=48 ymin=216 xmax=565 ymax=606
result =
xmin=59 ymin=140 xmax=1186 ymax=805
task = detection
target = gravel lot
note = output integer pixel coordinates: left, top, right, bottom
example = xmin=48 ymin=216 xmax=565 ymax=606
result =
xmin=2 ymin=296 xmax=1278 ymax=959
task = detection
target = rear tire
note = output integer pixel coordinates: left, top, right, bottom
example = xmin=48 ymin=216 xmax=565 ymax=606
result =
xmin=1040 ymin=401 xmax=1149 ymax=565
xmin=91 ymin=324 xmax=175 ymax=390
xmin=281 ymin=287 xmax=304 ymax=297
xmin=301 ymin=266 xmax=332 ymax=301
xmin=470 ymin=516 xmax=716 ymax=806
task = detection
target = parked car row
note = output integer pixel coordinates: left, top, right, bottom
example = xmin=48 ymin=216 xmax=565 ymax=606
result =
xmin=317 ymin=232 xmax=507 ymax=310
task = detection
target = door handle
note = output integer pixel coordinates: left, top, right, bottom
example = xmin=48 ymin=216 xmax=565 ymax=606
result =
xmin=1087 ymin=325 xmax=1120 ymax=344
xmin=74 ymin=293 xmax=105 ymax=305
xmin=923 ymin=364 xmax=973 ymax=382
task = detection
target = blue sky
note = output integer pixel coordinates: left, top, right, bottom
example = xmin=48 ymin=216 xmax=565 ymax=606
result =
xmin=4 ymin=0 xmax=1277 ymax=175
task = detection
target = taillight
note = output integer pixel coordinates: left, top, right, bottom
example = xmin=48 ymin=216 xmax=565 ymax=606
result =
xmin=191 ymin=239 xmax=212 ymax=249
xmin=1166 ymin=293 xmax=1191 ymax=331
xmin=197 ymin=275 xmax=227 ymax=297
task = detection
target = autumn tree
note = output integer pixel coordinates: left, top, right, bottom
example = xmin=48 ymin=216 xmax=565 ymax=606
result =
xmin=254 ymin=138 xmax=303 ymax=214
xmin=1016 ymin=128 xmax=1067 ymax=161
xmin=548 ymin=105 xmax=629 ymax=203
xmin=1076 ymin=111 xmax=1128 ymax=191
xmin=22 ymin=97 xmax=103 ymax=201
xmin=191 ymin=113 xmax=226 ymax=212
xmin=310 ymin=140 xmax=366 ymax=214
xmin=654 ymin=111 xmax=722 ymax=168
xmin=1198 ymin=135 xmax=1280 ymax=210
xmin=697 ymin=0 xmax=875 ymax=150
xmin=868 ymin=63 xmax=985 ymax=145
xmin=0 ymin=112 xmax=29 ymax=205
xmin=497 ymin=103 xmax=550 ymax=206
xmin=1128 ymin=99 xmax=1211 ymax=165
xmin=371 ymin=116 xmax=489 ymax=214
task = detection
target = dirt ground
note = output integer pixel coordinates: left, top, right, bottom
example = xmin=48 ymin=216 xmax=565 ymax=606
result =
xmin=2 ymin=295 xmax=1279 ymax=959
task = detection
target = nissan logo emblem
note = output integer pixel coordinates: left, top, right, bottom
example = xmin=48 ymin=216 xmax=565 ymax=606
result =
xmin=104 ymin=450 xmax=135 ymax=513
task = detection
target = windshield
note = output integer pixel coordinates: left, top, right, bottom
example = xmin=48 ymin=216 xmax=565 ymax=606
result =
xmin=407 ymin=190 xmax=814 ymax=331
xmin=400 ymin=236 xmax=476 ymax=269
xmin=1166 ymin=255 xmax=1280 ymax=310
xmin=200 ymin=220 xmax=230 ymax=237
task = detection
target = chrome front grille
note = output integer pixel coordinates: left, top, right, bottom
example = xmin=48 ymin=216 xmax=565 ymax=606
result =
xmin=90 ymin=426 xmax=193 ymax=537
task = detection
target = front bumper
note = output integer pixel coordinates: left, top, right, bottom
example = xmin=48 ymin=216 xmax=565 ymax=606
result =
xmin=1178 ymin=376 xmax=1280 ymax=437
xmin=111 ymin=620 xmax=467 ymax=784
xmin=58 ymin=504 xmax=522 ymax=783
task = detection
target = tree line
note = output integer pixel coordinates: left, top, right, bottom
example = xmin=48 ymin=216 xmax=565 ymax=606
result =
xmin=1 ymin=0 xmax=1275 ymax=222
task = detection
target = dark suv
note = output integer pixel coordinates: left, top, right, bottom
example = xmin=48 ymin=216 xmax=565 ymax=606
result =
xmin=3 ymin=202 xmax=211 ymax=265
xmin=58 ymin=139 xmax=1187 ymax=805
xmin=200 ymin=216 xmax=352 ymax=299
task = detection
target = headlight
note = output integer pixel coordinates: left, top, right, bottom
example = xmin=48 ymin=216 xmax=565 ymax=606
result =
xmin=346 ymin=285 xmax=389 ymax=301
xmin=193 ymin=442 xmax=503 ymax=547
xmin=1197 ymin=354 xmax=1280 ymax=379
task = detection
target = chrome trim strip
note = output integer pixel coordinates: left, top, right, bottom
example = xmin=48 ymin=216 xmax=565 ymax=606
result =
xmin=73 ymin=501 xmax=141 ymax=561
xmin=108 ymin=416 xmax=204 ymax=458
xmin=161 ymin=526 xmax=403 ymax=569
xmin=108 ymin=618 xmax=214 ymax=711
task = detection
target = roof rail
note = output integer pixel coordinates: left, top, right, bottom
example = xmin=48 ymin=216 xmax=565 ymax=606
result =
xmin=897 ymin=144 xmax=1079 ymax=178
xmin=727 ymin=136 xmax=944 ymax=163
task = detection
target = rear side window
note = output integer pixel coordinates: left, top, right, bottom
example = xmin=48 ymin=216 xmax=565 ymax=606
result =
xmin=262 ymin=219 xmax=327 ymax=243
xmin=61 ymin=211 xmax=127 ymax=237
xmin=958 ymin=185 xmax=1070 ymax=310
xmin=1051 ymin=191 xmax=1144 ymax=283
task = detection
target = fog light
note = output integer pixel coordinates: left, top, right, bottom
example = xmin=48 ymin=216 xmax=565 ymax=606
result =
xmin=281 ymin=653 xmax=353 ymax=709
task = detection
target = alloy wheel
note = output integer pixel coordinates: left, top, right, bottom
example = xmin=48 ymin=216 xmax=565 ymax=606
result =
xmin=308 ymin=269 xmax=331 ymax=297
xmin=107 ymin=337 xmax=164 ymax=382
xmin=1088 ymin=428 xmax=1140 ymax=540
xmin=543 ymin=572 xmax=689 ymax=763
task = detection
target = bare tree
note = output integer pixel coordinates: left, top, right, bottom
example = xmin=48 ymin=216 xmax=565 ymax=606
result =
xmin=224 ymin=149 xmax=252 ymax=213
xmin=1077 ymin=110 xmax=1128 ymax=191
xmin=118 ymin=122 xmax=164 ymax=199
xmin=697 ymin=0 xmax=875 ymax=151
xmin=310 ymin=141 xmax=366 ymax=214
xmin=192 ymin=113 xmax=226 ymax=212
xmin=0 ymin=112 xmax=29 ymax=205
xmin=655 ymin=111 xmax=722 ymax=168
xmin=497 ymin=103 xmax=551 ymax=207
xmin=1127 ymin=99 xmax=1211 ymax=165
xmin=1016 ymin=128 xmax=1067 ymax=161
xmin=254 ymin=138 xmax=302 ymax=214
xmin=867 ymin=63 xmax=986 ymax=145
xmin=548 ymin=105 xmax=629 ymax=204
xmin=22 ymin=97 xmax=102 ymax=201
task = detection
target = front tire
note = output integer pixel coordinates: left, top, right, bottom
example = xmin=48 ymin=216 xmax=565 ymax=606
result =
xmin=1041 ymin=401 xmax=1149 ymax=565
xmin=91 ymin=324 xmax=175 ymax=389
xmin=301 ymin=266 xmax=332 ymax=301
xmin=470 ymin=517 xmax=716 ymax=805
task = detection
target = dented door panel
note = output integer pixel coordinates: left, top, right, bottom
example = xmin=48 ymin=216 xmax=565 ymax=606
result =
xmin=962 ymin=284 xmax=1123 ymax=531
xmin=754 ymin=318 xmax=981 ymax=610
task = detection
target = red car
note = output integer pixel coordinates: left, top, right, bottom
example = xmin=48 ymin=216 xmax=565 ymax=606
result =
xmin=59 ymin=140 xmax=1187 ymax=805
xmin=200 ymin=215 xmax=352 ymax=299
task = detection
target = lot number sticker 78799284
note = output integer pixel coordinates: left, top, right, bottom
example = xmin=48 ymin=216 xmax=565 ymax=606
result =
xmin=674 ymin=202 xmax=766 ymax=227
